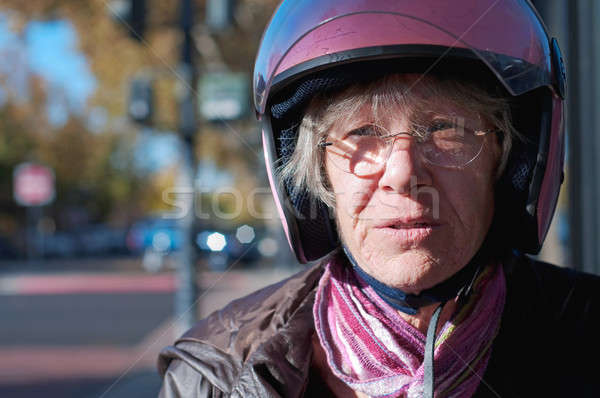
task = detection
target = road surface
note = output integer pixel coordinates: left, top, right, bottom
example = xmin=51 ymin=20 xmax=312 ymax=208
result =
xmin=0 ymin=258 xmax=300 ymax=398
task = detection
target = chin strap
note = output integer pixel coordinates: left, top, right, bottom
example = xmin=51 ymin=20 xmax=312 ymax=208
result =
xmin=342 ymin=246 xmax=484 ymax=315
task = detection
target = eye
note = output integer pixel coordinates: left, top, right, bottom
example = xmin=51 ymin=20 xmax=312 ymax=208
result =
xmin=427 ymin=119 xmax=455 ymax=133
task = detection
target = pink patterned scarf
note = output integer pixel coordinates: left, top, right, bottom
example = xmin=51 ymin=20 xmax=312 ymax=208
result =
xmin=313 ymin=256 xmax=506 ymax=398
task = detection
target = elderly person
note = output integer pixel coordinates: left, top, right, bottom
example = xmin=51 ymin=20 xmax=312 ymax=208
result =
xmin=159 ymin=1 xmax=600 ymax=397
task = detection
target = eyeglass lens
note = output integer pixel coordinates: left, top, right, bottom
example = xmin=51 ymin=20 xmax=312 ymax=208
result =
xmin=325 ymin=119 xmax=487 ymax=176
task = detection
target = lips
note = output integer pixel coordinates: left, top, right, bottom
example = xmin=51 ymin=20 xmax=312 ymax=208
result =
xmin=373 ymin=217 xmax=442 ymax=245
xmin=376 ymin=217 xmax=441 ymax=229
xmin=389 ymin=222 xmax=432 ymax=229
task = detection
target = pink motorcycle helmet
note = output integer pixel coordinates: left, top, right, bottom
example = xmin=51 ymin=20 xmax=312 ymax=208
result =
xmin=254 ymin=0 xmax=566 ymax=263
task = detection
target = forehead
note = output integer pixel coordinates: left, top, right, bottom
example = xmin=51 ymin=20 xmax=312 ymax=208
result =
xmin=326 ymin=75 xmax=479 ymax=134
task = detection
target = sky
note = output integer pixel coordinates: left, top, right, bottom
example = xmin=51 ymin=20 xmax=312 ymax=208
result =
xmin=0 ymin=13 xmax=180 ymax=173
xmin=24 ymin=19 xmax=97 ymax=125
xmin=0 ymin=15 xmax=97 ymax=125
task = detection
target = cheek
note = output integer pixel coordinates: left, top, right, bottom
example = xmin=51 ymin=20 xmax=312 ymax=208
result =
xmin=454 ymin=189 xmax=493 ymax=234
xmin=328 ymin=171 xmax=378 ymax=247
xmin=327 ymin=162 xmax=376 ymax=219
xmin=445 ymin=168 xmax=496 ymax=234
xmin=334 ymin=183 xmax=376 ymax=244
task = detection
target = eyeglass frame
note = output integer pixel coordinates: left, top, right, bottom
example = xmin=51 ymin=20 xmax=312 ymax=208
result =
xmin=317 ymin=122 xmax=499 ymax=174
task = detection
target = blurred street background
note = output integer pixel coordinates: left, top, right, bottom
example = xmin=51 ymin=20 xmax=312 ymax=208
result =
xmin=0 ymin=258 xmax=298 ymax=397
xmin=0 ymin=0 xmax=299 ymax=396
xmin=0 ymin=0 xmax=596 ymax=397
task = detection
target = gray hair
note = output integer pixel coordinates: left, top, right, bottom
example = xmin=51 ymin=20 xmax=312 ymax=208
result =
xmin=277 ymin=73 xmax=521 ymax=208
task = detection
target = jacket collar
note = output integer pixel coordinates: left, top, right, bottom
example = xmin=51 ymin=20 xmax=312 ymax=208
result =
xmin=234 ymin=263 xmax=324 ymax=397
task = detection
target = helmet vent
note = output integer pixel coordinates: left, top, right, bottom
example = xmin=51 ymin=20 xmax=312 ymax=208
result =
xmin=511 ymin=159 xmax=532 ymax=192
xmin=278 ymin=125 xmax=298 ymax=162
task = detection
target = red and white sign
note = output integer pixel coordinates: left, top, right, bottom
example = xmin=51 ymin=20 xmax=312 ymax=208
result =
xmin=13 ymin=163 xmax=55 ymax=206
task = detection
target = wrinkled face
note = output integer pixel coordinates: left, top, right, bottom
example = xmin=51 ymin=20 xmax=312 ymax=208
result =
xmin=325 ymin=78 xmax=501 ymax=294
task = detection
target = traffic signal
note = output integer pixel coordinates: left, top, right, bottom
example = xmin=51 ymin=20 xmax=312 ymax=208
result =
xmin=108 ymin=0 xmax=146 ymax=41
xmin=128 ymin=77 xmax=154 ymax=125
xmin=206 ymin=0 xmax=237 ymax=32
xmin=128 ymin=0 xmax=146 ymax=41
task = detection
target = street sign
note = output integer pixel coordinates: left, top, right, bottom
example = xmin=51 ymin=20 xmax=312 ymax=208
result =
xmin=198 ymin=72 xmax=249 ymax=121
xmin=206 ymin=0 xmax=236 ymax=32
xmin=13 ymin=163 xmax=56 ymax=207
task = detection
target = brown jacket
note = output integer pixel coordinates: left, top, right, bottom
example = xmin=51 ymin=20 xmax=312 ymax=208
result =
xmin=158 ymin=263 xmax=323 ymax=397
xmin=158 ymin=254 xmax=600 ymax=397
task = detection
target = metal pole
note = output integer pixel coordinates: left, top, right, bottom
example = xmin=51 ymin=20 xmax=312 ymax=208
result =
xmin=175 ymin=0 xmax=199 ymax=332
xmin=26 ymin=205 xmax=43 ymax=262
xmin=26 ymin=206 xmax=35 ymax=262
xmin=567 ymin=0 xmax=600 ymax=274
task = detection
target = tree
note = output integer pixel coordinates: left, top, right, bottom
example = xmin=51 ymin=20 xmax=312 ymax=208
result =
xmin=0 ymin=0 xmax=281 ymax=250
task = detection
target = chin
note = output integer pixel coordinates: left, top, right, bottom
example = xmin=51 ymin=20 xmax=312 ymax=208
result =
xmin=361 ymin=249 xmax=446 ymax=294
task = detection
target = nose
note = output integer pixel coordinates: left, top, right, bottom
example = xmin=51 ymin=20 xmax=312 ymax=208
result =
xmin=377 ymin=136 xmax=432 ymax=194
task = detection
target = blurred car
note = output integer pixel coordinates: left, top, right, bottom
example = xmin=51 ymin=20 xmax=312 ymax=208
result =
xmin=42 ymin=231 xmax=78 ymax=258
xmin=126 ymin=217 xmax=182 ymax=254
xmin=78 ymin=225 xmax=129 ymax=256
xmin=195 ymin=225 xmax=266 ymax=271
xmin=127 ymin=217 xmax=182 ymax=272
xmin=0 ymin=236 xmax=18 ymax=259
xmin=42 ymin=225 xmax=129 ymax=258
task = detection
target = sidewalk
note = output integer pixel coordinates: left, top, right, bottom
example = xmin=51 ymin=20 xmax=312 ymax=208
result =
xmin=0 ymin=264 xmax=301 ymax=398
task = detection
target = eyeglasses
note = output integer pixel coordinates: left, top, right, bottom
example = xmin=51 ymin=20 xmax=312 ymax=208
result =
xmin=318 ymin=117 xmax=496 ymax=176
